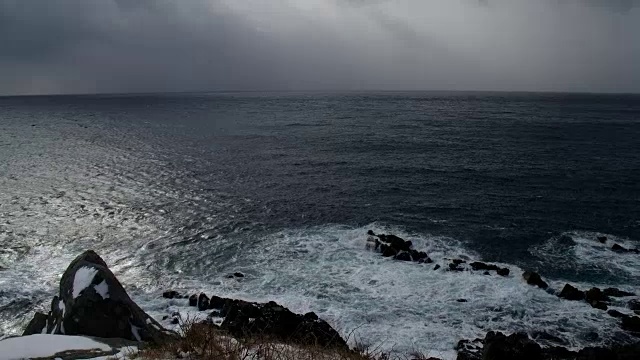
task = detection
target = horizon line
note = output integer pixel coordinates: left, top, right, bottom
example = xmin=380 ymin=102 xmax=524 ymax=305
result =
xmin=1 ymin=88 xmax=639 ymax=99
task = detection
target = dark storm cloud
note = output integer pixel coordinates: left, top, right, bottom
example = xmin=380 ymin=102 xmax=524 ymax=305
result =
xmin=0 ymin=0 xmax=639 ymax=95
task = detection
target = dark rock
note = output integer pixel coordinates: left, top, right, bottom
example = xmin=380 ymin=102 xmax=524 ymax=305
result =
xmin=612 ymin=243 xmax=627 ymax=252
xmin=303 ymin=312 xmax=319 ymax=321
xmin=395 ymin=252 xmax=413 ymax=261
xmin=590 ymin=301 xmax=608 ymax=311
xmin=522 ymin=271 xmax=549 ymax=289
xmin=367 ymin=230 xmax=375 ymax=236
xmin=209 ymin=295 xmax=225 ymax=310
xmin=482 ymin=332 xmax=542 ymax=360
xmin=162 ymin=290 xmax=180 ymax=299
xmin=611 ymin=244 xmax=639 ymax=254
xmin=22 ymin=312 xmax=48 ymax=335
xmin=198 ymin=293 xmax=210 ymax=311
xmin=457 ymin=299 xmax=468 ymax=303
xmin=597 ymin=236 xmax=607 ymax=243
xmin=603 ymin=288 xmax=635 ymax=297
xmin=496 ymin=268 xmax=510 ymax=277
xmin=455 ymin=338 xmax=483 ymax=360
xmin=188 ymin=294 xmax=198 ymax=307
xmin=434 ymin=264 xmax=441 ymax=270
xmin=578 ymin=347 xmax=617 ymax=360
xmin=449 ymin=262 xmax=464 ymax=271
xmin=23 ymin=250 xmax=175 ymax=343
xmin=621 ymin=316 xmax=640 ymax=333
xmin=233 ymin=272 xmax=245 ymax=278
xmin=217 ymin=298 xmax=347 ymax=348
xmin=586 ymin=288 xmax=610 ymax=303
xmin=629 ymin=300 xmax=640 ymax=311
xmin=531 ymin=331 xmax=567 ymax=345
xmin=452 ymin=259 xmax=465 ymax=265
xmin=559 ymin=284 xmax=585 ymax=301
xmin=469 ymin=262 xmax=510 ymax=276
xmin=608 ymin=310 xmax=628 ymax=319
xmin=483 ymin=271 xmax=490 ymax=275
xmin=171 ymin=317 xmax=179 ymax=325
xmin=542 ymin=346 xmax=576 ymax=359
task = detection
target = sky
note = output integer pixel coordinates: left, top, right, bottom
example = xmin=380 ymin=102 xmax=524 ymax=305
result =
xmin=0 ymin=0 xmax=639 ymax=95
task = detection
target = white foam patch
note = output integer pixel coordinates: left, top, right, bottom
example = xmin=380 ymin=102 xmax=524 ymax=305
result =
xmin=73 ymin=267 xmax=99 ymax=299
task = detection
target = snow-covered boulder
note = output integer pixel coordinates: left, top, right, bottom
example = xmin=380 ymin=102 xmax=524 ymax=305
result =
xmin=23 ymin=250 xmax=175 ymax=344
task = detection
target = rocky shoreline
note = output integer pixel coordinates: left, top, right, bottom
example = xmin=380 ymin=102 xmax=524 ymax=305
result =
xmin=2 ymin=231 xmax=640 ymax=359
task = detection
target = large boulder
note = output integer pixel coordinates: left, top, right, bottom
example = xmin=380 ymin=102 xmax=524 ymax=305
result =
xmin=522 ymin=271 xmax=549 ymax=289
xmin=23 ymin=250 xmax=176 ymax=344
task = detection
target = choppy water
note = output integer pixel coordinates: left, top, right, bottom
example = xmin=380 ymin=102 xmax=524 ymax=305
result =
xmin=0 ymin=92 xmax=639 ymax=357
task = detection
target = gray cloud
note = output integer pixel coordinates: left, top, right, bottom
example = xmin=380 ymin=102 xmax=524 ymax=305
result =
xmin=0 ymin=0 xmax=639 ymax=95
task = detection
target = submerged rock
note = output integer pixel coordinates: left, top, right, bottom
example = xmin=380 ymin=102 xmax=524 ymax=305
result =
xmin=23 ymin=250 xmax=176 ymax=344
xmin=522 ymin=271 xmax=549 ymax=289
xmin=612 ymin=243 xmax=640 ymax=254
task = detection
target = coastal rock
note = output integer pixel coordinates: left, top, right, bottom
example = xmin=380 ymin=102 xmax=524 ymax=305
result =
xmin=629 ymin=300 xmax=640 ymax=311
xmin=219 ymin=299 xmax=347 ymax=348
xmin=522 ymin=271 xmax=549 ymax=289
xmin=597 ymin=236 xmax=607 ymax=243
xmin=469 ymin=262 xmax=510 ymax=277
xmin=366 ymin=231 xmax=432 ymax=264
xmin=558 ymin=284 xmax=585 ymax=301
xmin=188 ymin=294 xmax=198 ymax=307
xmin=604 ymin=288 xmax=635 ymax=297
xmin=621 ymin=316 xmax=640 ymax=334
xmin=586 ymin=288 xmax=610 ymax=310
xmin=198 ymin=293 xmax=210 ymax=311
xmin=23 ymin=250 xmax=175 ymax=344
xmin=482 ymin=332 xmax=542 ymax=360
xmin=162 ymin=290 xmax=180 ymax=299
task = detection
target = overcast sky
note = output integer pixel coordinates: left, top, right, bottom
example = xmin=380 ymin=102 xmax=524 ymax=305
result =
xmin=1 ymin=0 xmax=639 ymax=95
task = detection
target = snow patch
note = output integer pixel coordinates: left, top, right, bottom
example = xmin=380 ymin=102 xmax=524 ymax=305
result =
xmin=73 ymin=267 xmax=98 ymax=299
xmin=0 ymin=334 xmax=111 ymax=360
xmin=94 ymin=280 xmax=110 ymax=299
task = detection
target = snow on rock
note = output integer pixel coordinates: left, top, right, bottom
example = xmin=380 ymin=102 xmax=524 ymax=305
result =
xmin=0 ymin=334 xmax=111 ymax=360
xmin=94 ymin=280 xmax=109 ymax=299
xmin=72 ymin=266 xmax=98 ymax=298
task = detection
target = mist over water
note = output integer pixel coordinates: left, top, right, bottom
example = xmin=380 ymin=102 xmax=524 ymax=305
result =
xmin=0 ymin=92 xmax=639 ymax=356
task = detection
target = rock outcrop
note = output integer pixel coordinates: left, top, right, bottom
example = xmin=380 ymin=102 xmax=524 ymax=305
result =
xmin=182 ymin=293 xmax=348 ymax=349
xmin=456 ymin=331 xmax=640 ymax=360
xmin=23 ymin=250 xmax=176 ymax=344
xmin=522 ymin=271 xmax=549 ymax=289
xmin=366 ymin=230 xmax=431 ymax=263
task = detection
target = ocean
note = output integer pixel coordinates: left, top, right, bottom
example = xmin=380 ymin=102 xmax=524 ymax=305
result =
xmin=0 ymin=92 xmax=639 ymax=357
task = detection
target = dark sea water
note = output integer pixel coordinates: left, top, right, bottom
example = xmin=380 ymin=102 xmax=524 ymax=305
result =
xmin=1 ymin=92 xmax=639 ymax=357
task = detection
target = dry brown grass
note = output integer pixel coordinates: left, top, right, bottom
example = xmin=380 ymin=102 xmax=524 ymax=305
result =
xmin=137 ymin=317 xmax=438 ymax=360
